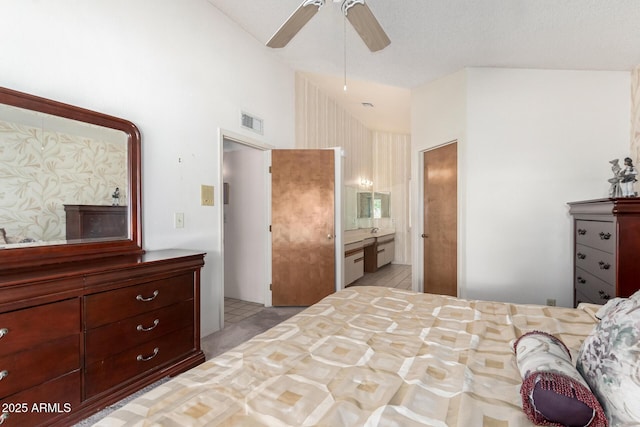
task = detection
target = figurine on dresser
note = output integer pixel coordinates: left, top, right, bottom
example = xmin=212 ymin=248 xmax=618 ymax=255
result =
xmin=608 ymin=157 xmax=637 ymax=197
xmin=608 ymin=159 xmax=622 ymax=197
xmin=620 ymin=157 xmax=638 ymax=197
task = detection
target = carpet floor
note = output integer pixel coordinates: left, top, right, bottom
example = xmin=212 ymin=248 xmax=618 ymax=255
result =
xmin=201 ymin=306 xmax=305 ymax=359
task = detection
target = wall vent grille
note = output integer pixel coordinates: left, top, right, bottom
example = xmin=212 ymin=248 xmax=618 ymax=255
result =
xmin=241 ymin=111 xmax=264 ymax=135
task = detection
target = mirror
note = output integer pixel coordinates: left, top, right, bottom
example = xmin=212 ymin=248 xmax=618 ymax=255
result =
xmin=357 ymin=192 xmax=372 ymax=219
xmin=0 ymin=86 xmax=142 ymax=271
xmin=373 ymin=192 xmax=390 ymax=218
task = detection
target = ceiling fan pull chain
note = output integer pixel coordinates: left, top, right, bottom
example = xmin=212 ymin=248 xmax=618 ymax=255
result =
xmin=344 ymin=11 xmax=347 ymax=92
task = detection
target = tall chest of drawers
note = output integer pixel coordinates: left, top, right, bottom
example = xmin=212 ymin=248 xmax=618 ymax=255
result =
xmin=0 ymin=249 xmax=205 ymax=426
xmin=568 ymin=198 xmax=640 ymax=306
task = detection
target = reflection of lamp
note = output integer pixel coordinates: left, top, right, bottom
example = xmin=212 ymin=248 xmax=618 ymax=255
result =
xmin=359 ymin=178 xmax=373 ymax=188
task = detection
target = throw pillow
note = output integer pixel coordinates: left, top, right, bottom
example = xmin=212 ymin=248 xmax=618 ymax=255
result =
xmin=577 ymin=291 xmax=640 ymax=425
xmin=594 ymin=297 xmax=624 ymax=320
xmin=514 ymin=331 xmax=607 ymax=427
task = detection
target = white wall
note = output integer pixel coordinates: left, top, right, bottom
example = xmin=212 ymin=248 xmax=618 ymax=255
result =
xmin=412 ymin=68 xmax=631 ymax=307
xmin=1 ymin=0 xmax=295 ymax=336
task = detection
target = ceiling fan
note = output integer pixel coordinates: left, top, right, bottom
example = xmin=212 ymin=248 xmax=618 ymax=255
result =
xmin=266 ymin=0 xmax=390 ymax=52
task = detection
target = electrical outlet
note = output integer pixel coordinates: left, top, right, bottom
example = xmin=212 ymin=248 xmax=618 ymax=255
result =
xmin=546 ymin=298 xmax=556 ymax=306
xmin=174 ymin=212 xmax=184 ymax=228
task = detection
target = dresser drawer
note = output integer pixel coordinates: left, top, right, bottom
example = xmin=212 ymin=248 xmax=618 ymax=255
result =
xmin=85 ymin=300 xmax=194 ymax=365
xmin=575 ymin=268 xmax=615 ymax=304
xmin=0 ymin=299 xmax=80 ymax=358
xmin=575 ymin=244 xmax=615 ymax=284
xmin=0 ymin=335 xmax=79 ymax=399
xmin=85 ymin=273 xmax=194 ymax=328
xmin=575 ymin=220 xmax=615 ymax=253
xmin=575 ymin=289 xmax=596 ymax=306
xmin=0 ymin=370 xmax=81 ymax=427
xmin=85 ymin=326 xmax=194 ymax=398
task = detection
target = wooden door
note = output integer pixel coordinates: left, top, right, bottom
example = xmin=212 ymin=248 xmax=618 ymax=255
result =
xmin=271 ymin=149 xmax=335 ymax=306
xmin=423 ymin=142 xmax=457 ymax=296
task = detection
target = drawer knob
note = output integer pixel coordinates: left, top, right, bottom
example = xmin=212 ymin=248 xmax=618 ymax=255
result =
xmin=137 ymin=347 xmax=159 ymax=362
xmin=136 ymin=290 xmax=159 ymax=302
xmin=0 ymin=328 xmax=8 ymax=339
xmin=598 ymin=290 xmax=611 ymax=301
xmin=598 ymin=261 xmax=611 ymax=270
xmin=137 ymin=319 xmax=160 ymax=332
xmin=577 ymin=253 xmax=586 ymax=259
xmin=577 ymin=229 xmax=587 ymax=235
xmin=0 ymin=370 xmax=8 ymax=381
xmin=577 ymin=277 xmax=586 ymax=284
xmin=599 ymin=232 xmax=611 ymax=240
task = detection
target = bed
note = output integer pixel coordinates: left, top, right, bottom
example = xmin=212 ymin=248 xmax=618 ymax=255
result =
xmin=94 ymin=286 xmax=624 ymax=426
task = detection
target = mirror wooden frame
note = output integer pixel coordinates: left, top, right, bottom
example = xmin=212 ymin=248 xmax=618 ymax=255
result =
xmin=0 ymin=86 xmax=143 ymax=271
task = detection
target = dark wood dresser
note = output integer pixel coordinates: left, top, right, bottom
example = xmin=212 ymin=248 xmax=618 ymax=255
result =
xmin=64 ymin=205 xmax=128 ymax=240
xmin=568 ymin=198 xmax=640 ymax=306
xmin=0 ymin=249 xmax=205 ymax=426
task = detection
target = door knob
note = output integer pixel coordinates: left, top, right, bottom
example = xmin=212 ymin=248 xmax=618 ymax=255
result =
xmin=421 ymin=234 xmax=428 ymax=238
xmin=327 ymin=234 xmax=333 ymax=240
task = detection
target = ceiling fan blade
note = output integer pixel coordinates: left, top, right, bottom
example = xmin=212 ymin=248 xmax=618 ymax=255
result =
xmin=267 ymin=0 xmax=324 ymax=48
xmin=344 ymin=1 xmax=390 ymax=52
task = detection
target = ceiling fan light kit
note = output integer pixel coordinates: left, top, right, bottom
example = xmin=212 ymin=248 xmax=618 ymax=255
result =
xmin=266 ymin=0 xmax=390 ymax=52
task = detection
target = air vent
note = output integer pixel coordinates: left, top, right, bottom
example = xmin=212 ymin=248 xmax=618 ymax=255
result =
xmin=241 ymin=111 xmax=264 ymax=135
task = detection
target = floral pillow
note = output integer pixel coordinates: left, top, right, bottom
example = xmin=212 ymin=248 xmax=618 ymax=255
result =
xmin=577 ymin=290 xmax=640 ymax=425
xmin=514 ymin=331 xmax=607 ymax=427
xmin=594 ymin=297 xmax=625 ymax=320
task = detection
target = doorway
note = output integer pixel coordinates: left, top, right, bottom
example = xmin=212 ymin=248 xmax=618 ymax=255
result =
xmin=422 ymin=142 xmax=457 ymax=296
xmin=219 ymin=135 xmax=343 ymax=328
xmin=222 ymin=136 xmax=271 ymax=327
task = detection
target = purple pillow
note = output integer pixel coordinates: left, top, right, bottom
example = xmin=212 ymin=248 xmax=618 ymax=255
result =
xmin=514 ymin=331 xmax=607 ymax=427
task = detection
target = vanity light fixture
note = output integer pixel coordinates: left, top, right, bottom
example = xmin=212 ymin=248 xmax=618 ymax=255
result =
xmin=360 ymin=178 xmax=373 ymax=187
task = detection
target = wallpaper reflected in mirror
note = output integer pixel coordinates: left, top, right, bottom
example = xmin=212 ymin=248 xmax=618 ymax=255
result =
xmin=0 ymin=103 xmax=128 ymax=247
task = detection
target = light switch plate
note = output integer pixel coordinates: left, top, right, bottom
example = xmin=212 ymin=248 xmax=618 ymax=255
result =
xmin=174 ymin=212 xmax=185 ymax=228
xmin=201 ymin=185 xmax=214 ymax=206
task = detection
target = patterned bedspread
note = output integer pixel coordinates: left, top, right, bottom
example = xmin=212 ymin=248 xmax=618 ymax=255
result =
xmin=95 ymin=286 xmax=599 ymax=426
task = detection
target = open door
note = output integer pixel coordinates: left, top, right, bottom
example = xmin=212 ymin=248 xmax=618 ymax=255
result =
xmin=423 ymin=142 xmax=457 ymax=296
xmin=271 ymin=149 xmax=336 ymax=306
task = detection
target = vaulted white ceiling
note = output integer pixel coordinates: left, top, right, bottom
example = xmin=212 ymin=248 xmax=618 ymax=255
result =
xmin=208 ymin=0 xmax=640 ymax=133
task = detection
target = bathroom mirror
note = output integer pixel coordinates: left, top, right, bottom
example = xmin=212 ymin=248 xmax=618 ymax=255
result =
xmin=0 ymin=86 xmax=142 ymax=271
xmin=373 ymin=192 xmax=390 ymax=218
xmin=357 ymin=191 xmax=372 ymax=219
